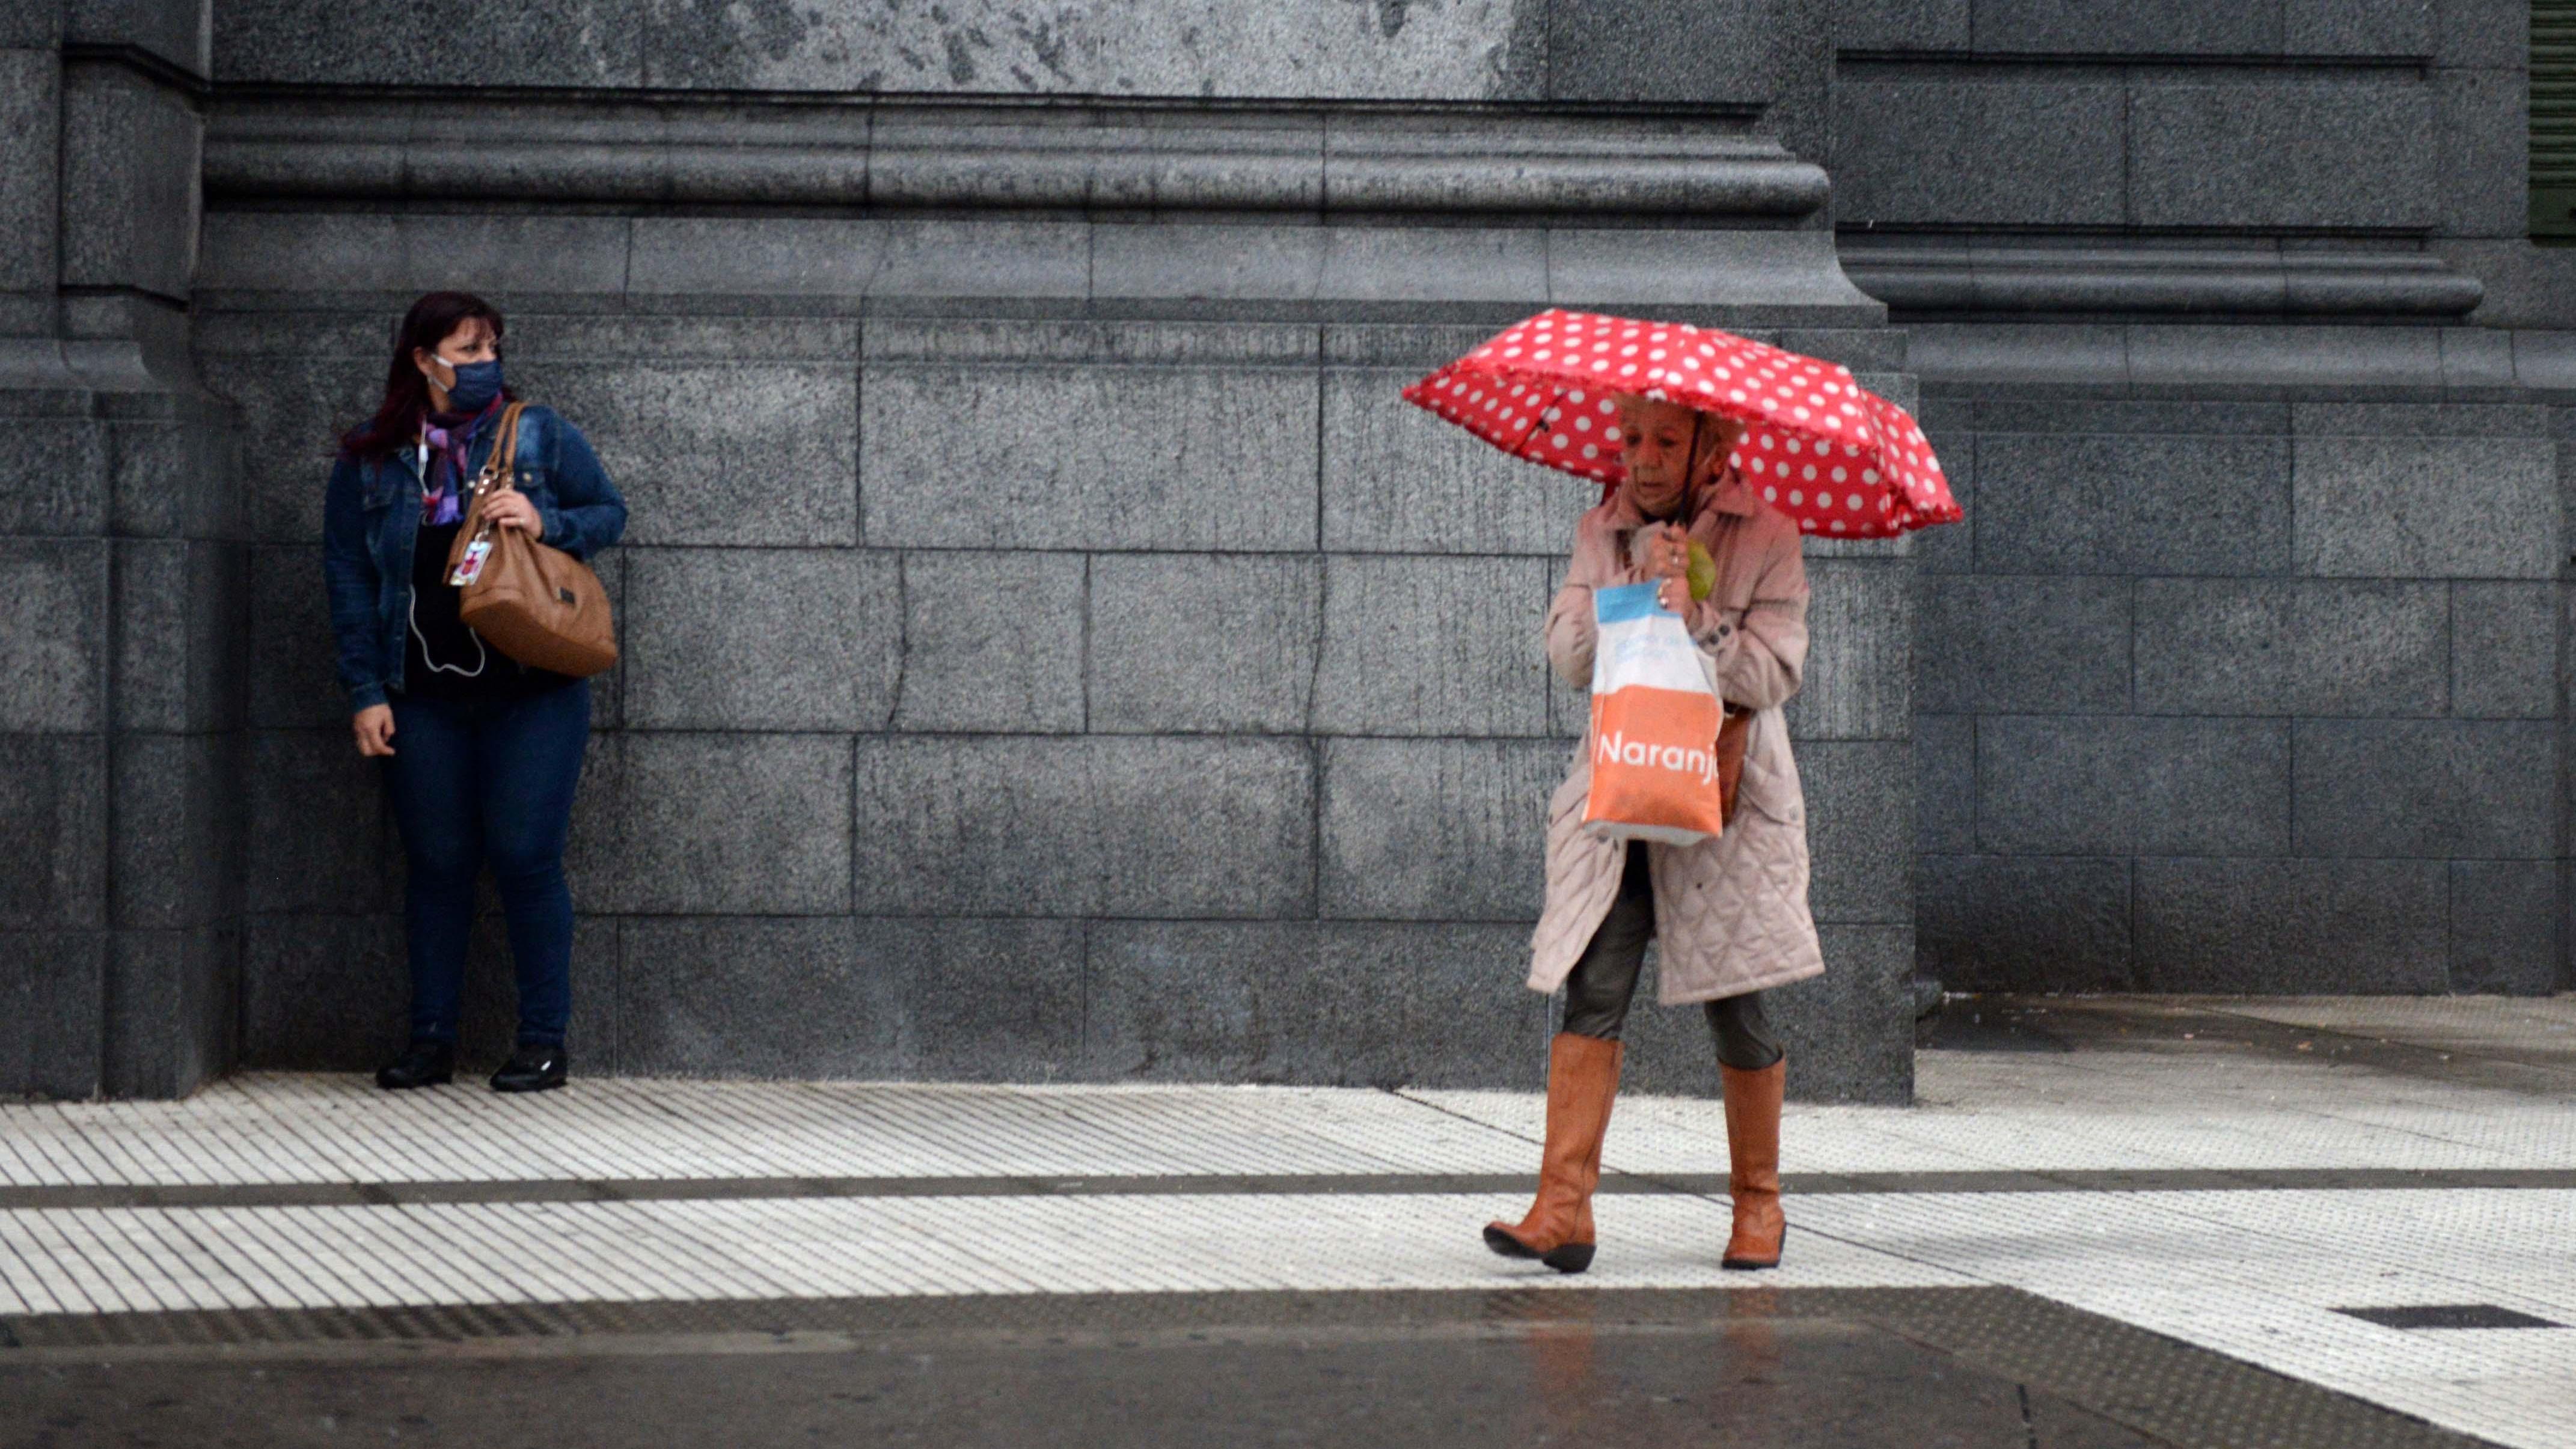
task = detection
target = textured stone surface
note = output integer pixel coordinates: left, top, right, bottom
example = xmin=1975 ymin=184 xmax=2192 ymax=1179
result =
xmin=1917 ymin=855 xmax=2132 ymax=994
xmin=1838 ymin=0 xmax=1969 ymax=49
xmin=861 ymin=362 xmax=1318 ymax=552
xmin=577 ymin=734 xmax=851 ymax=915
xmin=2292 ymin=436 xmax=2558 ymax=580
xmin=244 ymin=730 xmax=401 ymax=916
xmin=1915 ymin=575 xmax=2130 ymax=715
xmin=634 ymin=0 xmax=1536 ymax=100
xmin=111 ymin=539 xmax=248 ymax=735
xmin=103 ymin=926 xmax=237 ymax=1100
xmin=2447 ymin=861 xmax=2560 ymax=996
xmin=1084 ymin=921 xmax=1544 ymax=1089
xmin=1319 ymin=368 xmax=1589 ymax=557
xmin=1769 ymin=923 xmax=1914 ymax=1105
xmin=108 ymin=406 xmax=239 ymax=540
xmin=2437 ymin=0 xmax=2527 ymax=67
xmin=215 ymin=0 xmax=646 ymax=87
xmin=2135 ymin=858 xmax=2449 ymax=993
xmin=1311 ymin=555 xmax=1552 ymax=736
xmin=0 ymin=931 xmax=107 ymax=1099
xmin=623 ymin=548 xmax=902 ymax=731
xmin=236 ymin=914 xmax=403 ymax=1070
xmin=2450 ymin=581 xmax=2557 ymax=718
xmin=1088 ymin=554 xmax=1321 ymax=734
xmin=0 ymin=539 xmax=106 ymax=732
xmin=627 ymin=218 xmax=887 ymax=299
xmin=896 ymin=917 xmax=1089 ymax=1082
xmin=2132 ymin=579 xmax=2450 ymax=717
xmin=2283 ymin=0 xmax=2435 ymax=56
xmin=852 ymin=737 xmax=1313 ymax=918
xmin=1972 ymin=433 xmax=2291 ymax=576
xmin=1787 ymin=557 xmax=1912 ymax=741
xmin=1547 ymin=0 xmax=1770 ymax=104
xmin=247 ymin=544 xmax=349 ymax=728
xmin=527 ymin=358 xmax=858 ymax=548
xmin=111 ymin=733 xmax=243 ymax=931
xmin=2436 ymin=66 xmax=2530 ymax=241
xmin=0 ymin=735 xmax=107 ymax=931
xmin=0 ymin=418 xmax=106 ymax=535
xmin=1834 ymin=83 xmax=2124 ymax=227
xmin=1915 ymin=713 xmax=1974 ymax=853
xmin=1975 ymin=716 xmax=2289 ymax=857
xmin=1317 ymin=737 xmax=1562 ymax=921
xmin=60 ymin=69 xmax=199 ymax=300
xmin=200 ymin=211 xmax=634 ymax=303
xmin=2130 ymin=82 xmax=2437 ymax=230
xmin=893 ymin=550 xmax=1085 ymax=733
xmin=1081 ymin=921 xmax=1351 ymax=1086
xmin=619 ymin=917 xmax=902 ymax=1080
xmin=2290 ymin=720 xmax=2554 ymax=859
xmin=208 ymin=353 xmax=383 ymax=545
xmin=1972 ymin=0 xmax=2280 ymax=51
xmin=1801 ymin=740 xmax=1914 ymax=926
xmin=0 ymin=51 xmax=56 ymax=294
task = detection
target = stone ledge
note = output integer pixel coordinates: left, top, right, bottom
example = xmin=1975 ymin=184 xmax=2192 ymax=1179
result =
xmin=1844 ymin=240 xmax=2483 ymax=320
xmin=1908 ymin=322 xmax=2576 ymax=400
xmin=206 ymin=96 xmax=1826 ymax=222
xmin=195 ymin=214 xmax=1890 ymax=325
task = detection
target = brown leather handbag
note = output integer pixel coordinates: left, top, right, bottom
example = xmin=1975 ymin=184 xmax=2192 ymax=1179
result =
xmin=1716 ymin=706 xmax=1752 ymax=826
xmin=442 ymin=401 xmax=619 ymax=678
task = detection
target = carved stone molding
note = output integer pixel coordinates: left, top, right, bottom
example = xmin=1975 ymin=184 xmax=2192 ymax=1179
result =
xmin=204 ymin=95 xmax=1829 ymax=224
xmin=1842 ymin=239 xmax=2485 ymax=322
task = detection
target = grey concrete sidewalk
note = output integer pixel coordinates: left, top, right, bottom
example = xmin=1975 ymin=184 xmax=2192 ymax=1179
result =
xmin=2 ymin=995 xmax=2572 ymax=1448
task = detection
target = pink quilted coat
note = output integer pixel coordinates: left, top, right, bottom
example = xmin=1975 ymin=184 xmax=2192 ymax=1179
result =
xmin=1529 ymin=470 xmax=1825 ymax=1004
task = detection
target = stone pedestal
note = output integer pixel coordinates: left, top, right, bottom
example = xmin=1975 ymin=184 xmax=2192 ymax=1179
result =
xmin=0 ymin=2 xmax=248 ymax=1100
xmin=5 ymin=0 xmax=1920 ymax=1102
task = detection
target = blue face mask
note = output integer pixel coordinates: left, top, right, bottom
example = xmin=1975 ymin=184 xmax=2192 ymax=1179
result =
xmin=441 ymin=358 xmax=504 ymax=412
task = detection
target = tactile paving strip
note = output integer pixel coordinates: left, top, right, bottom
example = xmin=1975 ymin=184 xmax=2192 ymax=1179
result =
xmin=7 ymin=1167 xmax=2574 ymax=1213
xmin=0 ymin=1286 xmax=2489 ymax=1448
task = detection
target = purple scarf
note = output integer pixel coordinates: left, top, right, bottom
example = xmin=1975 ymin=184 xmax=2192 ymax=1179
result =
xmin=418 ymin=397 xmax=503 ymax=526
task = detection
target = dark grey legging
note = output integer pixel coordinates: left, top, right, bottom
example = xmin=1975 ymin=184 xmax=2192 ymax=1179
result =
xmin=1560 ymin=842 xmax=1784 ymax=1070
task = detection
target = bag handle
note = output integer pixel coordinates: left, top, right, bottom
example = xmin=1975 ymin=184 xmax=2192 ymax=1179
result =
xmin=462 ymin=401 xmax=528 ymax=545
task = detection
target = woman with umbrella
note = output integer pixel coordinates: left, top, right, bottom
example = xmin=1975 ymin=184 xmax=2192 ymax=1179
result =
xmin=1405 ymin=311 xmax=1955 ymax=1275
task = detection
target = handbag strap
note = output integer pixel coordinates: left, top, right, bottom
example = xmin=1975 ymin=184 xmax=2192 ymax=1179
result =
xmin=462 ymin=401 xmax=528 ymax=543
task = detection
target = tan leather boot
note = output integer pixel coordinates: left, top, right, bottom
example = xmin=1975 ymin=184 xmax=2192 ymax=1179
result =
xmin=1484 ymin=1033 xmax=1623 ymax=1274
xmin=1720 ymin=1057 xmax=1786 ymax=1269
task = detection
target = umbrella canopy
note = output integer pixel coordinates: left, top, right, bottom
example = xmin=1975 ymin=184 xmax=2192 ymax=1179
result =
xmin=1402 ymin=309 xmax=1960 ymax=538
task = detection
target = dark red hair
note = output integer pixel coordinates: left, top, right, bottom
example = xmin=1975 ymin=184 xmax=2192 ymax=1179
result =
xmin=338 ymin=292 xmax=512 ymax=460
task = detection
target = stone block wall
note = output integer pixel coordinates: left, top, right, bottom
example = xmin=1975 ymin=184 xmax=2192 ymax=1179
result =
xmin=203 ymin=293 xmax=1915 ymax=1102
xmin=1822 ymin=0 xmax=2572 ymax=999
xmin=0 ymin=5 xmax=250 ymax=1101
xmin=1912 ymin=397 xmax=2565 ymax=995
xmin=42 ymin=0 xmax=2573 ymax=1100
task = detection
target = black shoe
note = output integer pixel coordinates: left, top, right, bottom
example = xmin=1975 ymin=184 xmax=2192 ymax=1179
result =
xmin=376 ymin=1041 xmax=455 ymax=1090
xmin=491 ymin=1043 xmax=568 ymax=1094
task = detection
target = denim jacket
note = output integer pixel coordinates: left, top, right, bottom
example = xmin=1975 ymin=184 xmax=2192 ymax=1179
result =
xmin=322 ymin=405 xmax=627 ymax=713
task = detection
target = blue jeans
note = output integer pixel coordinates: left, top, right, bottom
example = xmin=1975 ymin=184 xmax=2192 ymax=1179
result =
xmin=384 ymin=680 xmax=592 ymax=1048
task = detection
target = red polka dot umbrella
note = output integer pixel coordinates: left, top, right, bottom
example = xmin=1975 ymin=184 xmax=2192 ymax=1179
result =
xmin=1401 ymin=309 xmax=1960 ymax=539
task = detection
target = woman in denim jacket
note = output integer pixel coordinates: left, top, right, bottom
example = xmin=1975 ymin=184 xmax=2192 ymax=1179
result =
xmin=322 ymin=292 xmax=626 ymax=1094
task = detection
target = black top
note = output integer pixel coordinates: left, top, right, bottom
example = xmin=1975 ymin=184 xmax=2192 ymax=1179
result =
xmin=399 ymin=520 xmax=568 ymax=702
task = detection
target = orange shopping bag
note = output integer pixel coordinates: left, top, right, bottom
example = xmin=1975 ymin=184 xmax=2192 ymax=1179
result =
xmin=1583 ymin=581 xmax=1727 ymax=845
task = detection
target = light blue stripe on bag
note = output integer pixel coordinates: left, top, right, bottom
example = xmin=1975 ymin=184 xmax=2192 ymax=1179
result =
xmin=1593 ymin=581 xmax=1670 ymax=626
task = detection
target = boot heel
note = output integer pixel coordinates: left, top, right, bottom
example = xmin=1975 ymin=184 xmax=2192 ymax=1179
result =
xmin=1540 ymin=1242 xmax=1595 ymax=1274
